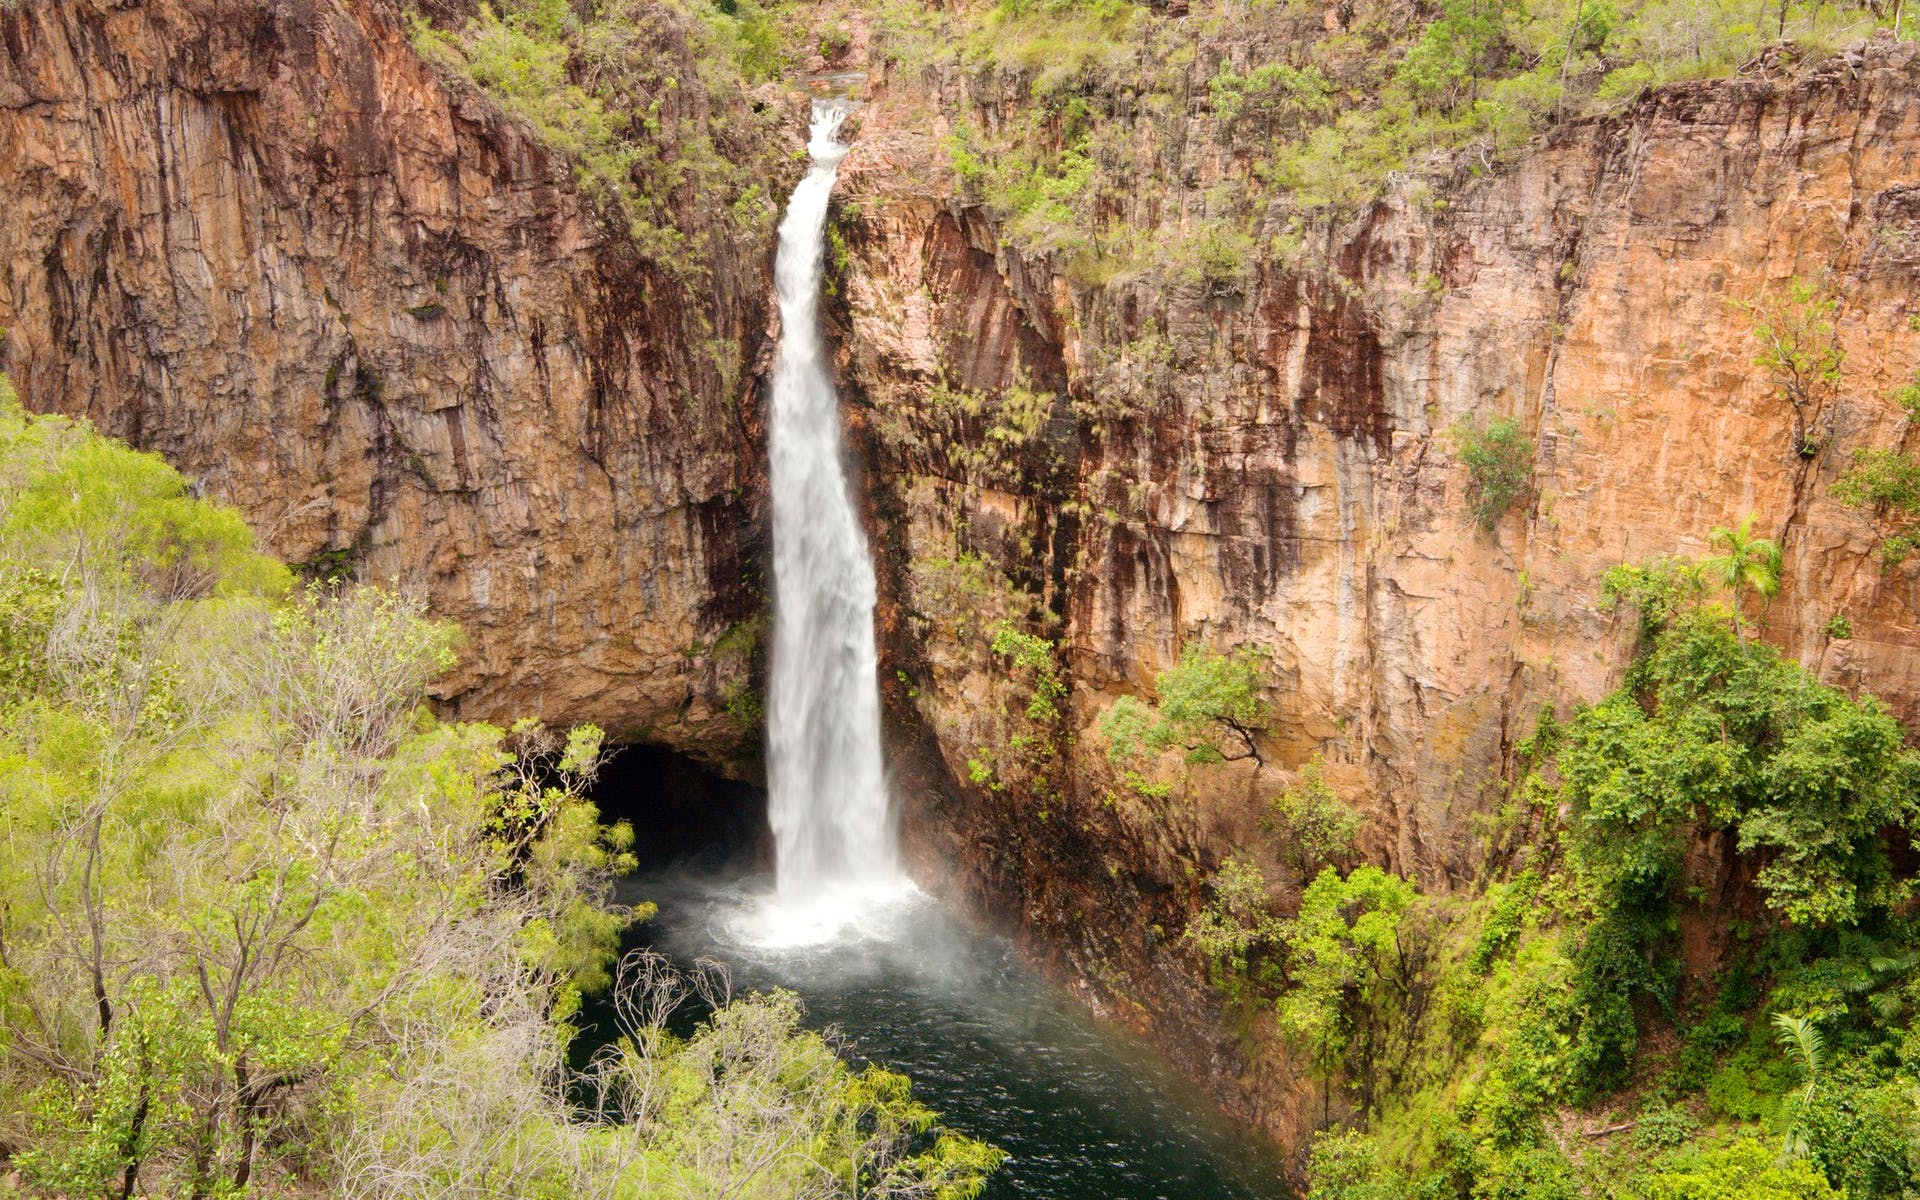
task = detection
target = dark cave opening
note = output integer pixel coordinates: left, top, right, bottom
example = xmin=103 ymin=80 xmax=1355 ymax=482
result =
xmin=588 ymin=742 xmax=771 ymax=874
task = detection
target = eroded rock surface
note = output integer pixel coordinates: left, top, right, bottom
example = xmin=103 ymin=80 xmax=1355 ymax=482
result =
xmin=0 ymin=0 xmax=787 ymax=765
xmin=833 ymin=39 xmax=1920 ymax=1139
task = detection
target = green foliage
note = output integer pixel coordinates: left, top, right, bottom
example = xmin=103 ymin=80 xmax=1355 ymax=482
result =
xmin=0 ymin=395 xmax=289 ymax=601
xmin=1305 ymin=1129 xmax=1402 ymax=1200
xmin=990 ymin=621 xmax=1067 ymax=722
xmin=1179 ymin=221 xmax=1258 ymax=296
xmin=973 ymin=0 xmax=1140 ymax=94
xmin=1277 ymin=866 xmax=1431 ymax=1113
xmin=1563 ymin=902 xmax=1677 ymax=1094
xmin=921 ymin=0 xmax=1903 ymax=282
xmin=1099 ymin=642 xmax=1270 ymax=769
xmin=1533 ymin=542 xmax=1920 ymax=1095
xmin=1304 ymin=521 xmax=1920 ymax=1200
xmin=1399 ymin=0 xmax=1518 ymax=112
xmin=1635 ymin=1101 xmax=1702 ymax=1151
xmin=1602 ymin=555 xmax=1707 ymax=644
xmin=1268 ymin=757 xmax=1363 ymax=876
xmin=1209 ymin=62 xmax=1334 ymax=133
xmin=1185 ymin=855 xmax=1287 ymax=983
xmin=1832 ymin=448 xmax=1920 ymax=513
xmin=1772 ymin=1011 xmax=1824 ymax=1161
xmin=1894 ymin=369 xmax=1920 ymax=420
xmin=1879 ymin=531 xmax=1919 ymax=566
xmin=1451 ymin=416 xmax=1535 ymax=530
xmin=1793 ymin=1065 xmax=1920 ymax=1198
xmin=1832 ymin=443 xmax=1920 ymax=567
xmin=1562 ymin=597 xmax=1916 ymax=930
xmin=0 ymin=385 xmax=999 ymax=1197
xmin=1095 ymin=643 xmax=1273 ymax=806
xmin=1469 ymin=871 xmax=1539 ymax=974
xmin=406 ymin=0 xmax=784 ymax=279
xmin=877 ymin=377 xmax=1058 ymax=484
xmin=1700 ymin=513 xmax=1781 ymax=627
xmin=1734 ymin=276 xmax=1845 ymax=455
xmin=1638 ymin=1138 xmax=1840 ymax=1200
xmin=1099 ymin=694 xmax=1160 ymax=764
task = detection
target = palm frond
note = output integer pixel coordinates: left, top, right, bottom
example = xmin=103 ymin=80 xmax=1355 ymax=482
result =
xmin=1772 ymin=1011 xmax=1824 ymax=1081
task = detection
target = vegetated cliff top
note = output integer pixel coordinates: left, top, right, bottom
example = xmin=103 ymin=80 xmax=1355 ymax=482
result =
xmin=410 ymin=0 xmax=1908 ymax=228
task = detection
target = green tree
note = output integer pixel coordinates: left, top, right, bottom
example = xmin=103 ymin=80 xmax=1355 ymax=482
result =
xmin=0 ymin=383 xmax=1001 ymax=1198
xmin=1398 ymin=0 xmax=1516 ymax=111
xmin=1268 ymin=758 xmax=1362 ymax=876
xmin=1699 ymin=513 xmax=1781 ymax=642
xmin=1451 ymin=416 xmax=1534 ymax=530
xmin=1735 ymin=277 xmax=1845 ymax=457
xmin=1639 ymin=1138 xmax=1840 ymax=1200
xmin=1185 ymin=855 xmax=1287 ymax=983
xmin=1276 ymin=866 xmax=1431 ymax=1115
xmin=1098 ymin=642 xmax=1270 ymax=767
xmin=1562 ymin=602 xmax=1915 ymax=928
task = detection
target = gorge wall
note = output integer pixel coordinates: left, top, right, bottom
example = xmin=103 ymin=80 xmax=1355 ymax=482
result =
xmin=0 ymin=0 xmax=785 ymax=765
xmin=4 ymin=0 xmax=1920 ymax=1151
xmin=831 ymin=35 xmax=1920 ymax=1137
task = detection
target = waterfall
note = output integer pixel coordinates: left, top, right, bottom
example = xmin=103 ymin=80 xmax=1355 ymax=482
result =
xmin=762 ymin=96 xmax=900 ymax=928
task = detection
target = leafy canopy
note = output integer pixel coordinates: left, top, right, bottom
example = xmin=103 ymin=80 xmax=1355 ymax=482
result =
xmin=1099 ymin=642 xmax=1270 ymax=766
xmin=0 ymin=383 xmax=999 ymax=1198
xmin=1560 ymin=602 xmax=1917 ymax=928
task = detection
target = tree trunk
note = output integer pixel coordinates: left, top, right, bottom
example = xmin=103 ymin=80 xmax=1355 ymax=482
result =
xmin=117 ymin=1080 xmax=150 ymax=1200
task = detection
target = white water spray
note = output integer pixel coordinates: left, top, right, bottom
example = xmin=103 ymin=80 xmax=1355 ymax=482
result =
xmin=759 ymin=96 xmax=907 ymax=942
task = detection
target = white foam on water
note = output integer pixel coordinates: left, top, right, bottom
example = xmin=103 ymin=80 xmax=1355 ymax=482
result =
xmin=725 ymin=877 xmax=929 ymax=951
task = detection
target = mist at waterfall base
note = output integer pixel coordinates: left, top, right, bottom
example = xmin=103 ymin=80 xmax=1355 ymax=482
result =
xmin=584 ymin=100 xmax=1288 ymax=1199
xmin=592 ymin=749 xmax=1292 ymax=1200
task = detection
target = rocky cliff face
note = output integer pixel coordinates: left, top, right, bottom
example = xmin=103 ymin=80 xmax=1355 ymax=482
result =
xmin=830 ymin=37 xmax=1920 ymax=1138
xmin=7 ymin=0 xmax=1920 ymax=1151
xmin=0 ymin=0 xmax=787 ymax=766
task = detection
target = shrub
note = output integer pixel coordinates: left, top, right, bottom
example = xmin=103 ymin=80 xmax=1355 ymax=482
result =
xmin=1209 ymin=62 xmax=1334 ymax=134
xmin=407 ymin=0 xmax=784 ymax=279
xmin=1184 ymin=222 xmax=1256 ymax=296
xmin=1277 ymin=866 xmax=1431 ymax=1112
xmin=1734 ymin=276 xmax=1845 ymax=457
xmin=1451 ymin=416 xmax=1534 ymax=529
xmin=1561 ymin=601 xmax=1917 ymax=928
xmin=1185 ymin=854 xmax=1287 ymax=983
xmin=1832 ymin=446 xmax=1920 ymax=566
xmin=1268 ymin=757 xmax=1363 ymax=875
xmin=1468 ymin=871 xmax=1538 ymax=973
xmin=990 ymin=621 xmax=1066 ymax=722
xmin=1305 ymin=1129 xmax=1401 ymax=1200
xmin=1639 ymin=1138 xmax=1840 ymax=1200
xmin=1831 ymin=448 xmax=1920 ymax=513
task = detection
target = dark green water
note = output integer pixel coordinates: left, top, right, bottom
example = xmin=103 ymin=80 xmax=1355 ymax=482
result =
xmin=625 ymin=868 xmax=1292 ymax=1200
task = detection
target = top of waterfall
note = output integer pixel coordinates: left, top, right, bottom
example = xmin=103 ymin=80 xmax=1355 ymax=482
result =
xmin=804 ymin=70 xmax=868 ymax=100
xmin=806 ymin=97 xmax=853 ymax=165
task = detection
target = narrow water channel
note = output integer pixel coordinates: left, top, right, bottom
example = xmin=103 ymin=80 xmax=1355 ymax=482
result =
xmin=593 ymin=749 xmax=1292 ymax=1200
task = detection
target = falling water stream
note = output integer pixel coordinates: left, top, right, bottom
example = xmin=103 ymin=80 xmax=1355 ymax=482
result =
xmin=761 ymin=95 xmax=906 ymax=943
xmin=616 ymin=94 xmax=1288 ymax=1199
